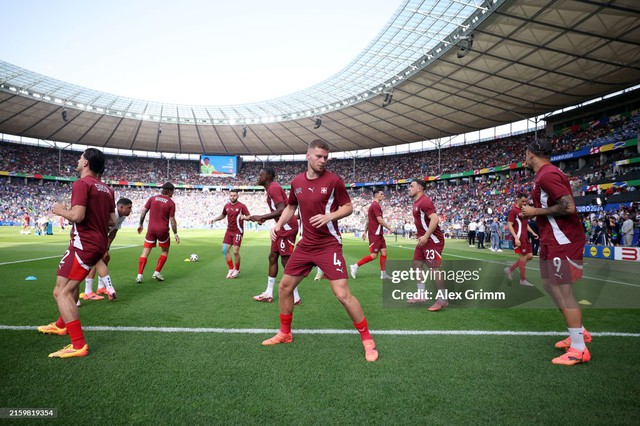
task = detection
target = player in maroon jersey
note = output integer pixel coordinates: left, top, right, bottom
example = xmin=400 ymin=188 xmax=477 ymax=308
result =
xmin=408 ymin=179 xmax=448 ymax=311
xmin=350 ymin=189 xmax=393 ymax=280
xmin=522 ymin=139 xmax=590 ymax=366
xmin=211 ymin=190 xmax=250 ymax=279
xmin=20 ymin=212 xmax=31 ymax=234
xmin=248 ymin=168 xmax=301 ymax=303
xmin=261 ymin=139 xmax=378 ymax=362
xmin=136 ymin=182 xmax=180 ymax=283
xmin=37 ymin=148 xmax=116 ymax=358
xmin=504 ymin=193 xmax=538 ymax=287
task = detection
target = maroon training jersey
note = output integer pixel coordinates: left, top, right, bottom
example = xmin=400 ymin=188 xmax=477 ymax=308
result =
xmin=70 ymin=175 xmax=114 ymax=254
xmin=145 ymin=194 xmax=176 ymax=233
xmin=531 ymin=163 xmax=586 ymax=246
xmin=367 ymin=200 xmax=384 ymax=240
xmin=288 ymin=170 xmax=350 ymax=247
xmin=266 ymin=181 xmax=298 ymax=231
xmin=222 ymin=202 xmax=249 ymax=234
xmin=507 ymin=204 xmax=527 ymax=243
xmin=412 ymin=194 xmax=444 ymax=244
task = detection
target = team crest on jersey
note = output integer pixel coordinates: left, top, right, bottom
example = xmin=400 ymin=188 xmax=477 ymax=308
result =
xmin=321 ymin=187 xmax=327 ymax=194
xmin=295 ymin=187 xmax=302 ymax=195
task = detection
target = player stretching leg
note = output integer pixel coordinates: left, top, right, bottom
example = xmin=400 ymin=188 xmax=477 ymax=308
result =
xmin=262 ymin=139 xmax=378 ymax=362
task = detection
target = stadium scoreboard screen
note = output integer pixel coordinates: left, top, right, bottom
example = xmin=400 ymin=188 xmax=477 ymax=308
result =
xmin=199 ymin=155 xmax=238 ymax=177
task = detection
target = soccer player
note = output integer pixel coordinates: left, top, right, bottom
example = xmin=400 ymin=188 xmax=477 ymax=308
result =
xmin=20 ymin=212 xmax=31 ymax=234
xmin=262 ymin=139 xmax=378 ymax=362
xmin=522 ymin=139 xmax=590 ymax=366
xmin=211 ymin=190 xmax=250 ymax=279
xmin=248 ymin=168 xmax=301 ymax=303
xmin=409 ymin=179 xmax=447 ymax=312
xmin=83 ymin=198 xmax=133 ymax=300
xmin=504 ymin=193 xmax=538 ymax=287
xmin=136 ymin=182 xmax=180 ymax=283
xmin=37 ymin=148 xmax=115 ymax=358
xmin=350 ymin=189 xmax=393 ymax=280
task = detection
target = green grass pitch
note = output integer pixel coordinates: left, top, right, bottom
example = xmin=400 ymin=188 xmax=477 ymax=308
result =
xmin=1 ymin=227 xmax=639 ymax=424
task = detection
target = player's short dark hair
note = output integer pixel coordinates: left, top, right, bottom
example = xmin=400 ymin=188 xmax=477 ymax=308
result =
xmin=373 ymin=188 xmax=383 ymax=196
xmin=516 ymin=192 xmax=528 ymax=199
xmin=263 ymin=167 xmax=276 ymax=180
xmin=117 ymin=197 xmax=133 ymax=206
xmin=527 ymin=139 xmax=553 ymax=158
xmin=229 ymin=189 xmax=239 ymax=194
xmin=309 ymin=139 xmax=330 ymax=151
xmin=412 ymin=179 xmax=427 ymax=190
xmin=83 ymin=148 xmax=105 ymax=174
xmin=161 ymin=182 xmax=175 ymax=195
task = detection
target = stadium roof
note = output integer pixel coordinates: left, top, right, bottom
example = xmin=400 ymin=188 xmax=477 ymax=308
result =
xmin=1 ymin=0 xmax=639 ymax=156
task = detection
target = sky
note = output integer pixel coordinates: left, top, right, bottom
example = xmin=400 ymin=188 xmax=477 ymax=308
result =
xmin=1 ymin=0 xmax=400 ymax=105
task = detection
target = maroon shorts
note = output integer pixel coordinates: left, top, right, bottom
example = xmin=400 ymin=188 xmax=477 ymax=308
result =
xmin=271 ymin=227 xmax=296 ymax=256
xmin=223 ymin=231 xmax=243 ymax=247
xmin=539 ymin=243 xmax=584 ymax=285
xmin=368 ymin=236 xmax=387 ymax=253
xmin=514 ymin=238 xmax=532 ymax=255
xmin=284 ymin=243 xmax=348 ymax=280
xmin=413 ymin=240 xmax=445 ymax=268
xmin=144 ymin=229 xmax=170 ymax=248
xmin=57 ymin=245 xmax=103 ymax=281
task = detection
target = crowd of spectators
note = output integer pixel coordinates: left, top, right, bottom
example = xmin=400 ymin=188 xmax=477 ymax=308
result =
xmin=2 ymin=112 xmax=639 ymax=246
xmin=2 ymin=112 xmax=638 ymax=186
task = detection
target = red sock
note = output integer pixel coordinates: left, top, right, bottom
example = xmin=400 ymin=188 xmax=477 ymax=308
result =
xmin=55 ymin=316 xmax=65 ymax=329
xmin=280 ymin=313 xmax=293 ymax=334
xmin=519 ymin=259 xmax=526 ymax=279
xmin=509 ymin=260 xmax=519 ymax=272
xmin=357 ymin=254 xmax=375 ymax=267
xmin=138 ymin=257 xmax=148 ymax=274
xmin=379 ymin=254 xmax=387 ymax=271
xmin=226 ymin=260 xmax=234 ymax=270
xmin=65 ymin=319 xmax=86 ymax=349
xmin=156 ymin=253 xmax=168 ymax=272
xmin=354 ymin=317 xmax=372 ymax=342
xmin=235 ymin=260 xmax=240 ymax=271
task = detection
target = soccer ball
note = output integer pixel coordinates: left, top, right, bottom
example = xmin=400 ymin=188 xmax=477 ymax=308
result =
xmin=189 ymin=254 xmax=199 ymax=262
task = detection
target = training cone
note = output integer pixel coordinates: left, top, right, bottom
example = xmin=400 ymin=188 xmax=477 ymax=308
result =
xmin=184 ymin=258 xmax=191 ymax=262
xmin=25 ymin=276 xmax=37 ymax=281
xmin=578 ymin=299 xmax=592 ymax=305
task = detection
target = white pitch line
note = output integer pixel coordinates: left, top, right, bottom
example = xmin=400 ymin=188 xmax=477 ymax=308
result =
xmin=0 ymin=244 xmax=137 ymax=266
xmin=386 ymin=242 xmax=640 ymax=289
xmin=1 ymin=325 xmax=639 ymax=337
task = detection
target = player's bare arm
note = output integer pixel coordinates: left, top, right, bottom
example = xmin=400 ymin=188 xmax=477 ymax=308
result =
xmin=377 ymin=215 xmax=393 ymax=232
xmin=522 ymin=194 xmax=575 ymax=218
xmin=108 ymin=212 xmax=116 ymax=228
xmin=507 ymin=221 xmax=521 ymax=247
xmin=417 ymin=212 xmax=439 ymax=246
xmin=310 ymin=203 xmax=352 ymax=228
xmin=170 ymin=217 xmax=180 ymax=244
xmin=53 ymin=203 xmax=86 ymax=223
xmin=137 ymin=207 xmax=149 ymax=234
xmin=271 ymin=204 xmax=297 ymax=241
xmin=250 ymin=202 xmax=285 ymax=224
xmin=211 ymin=213 xmax=226 ymax=223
